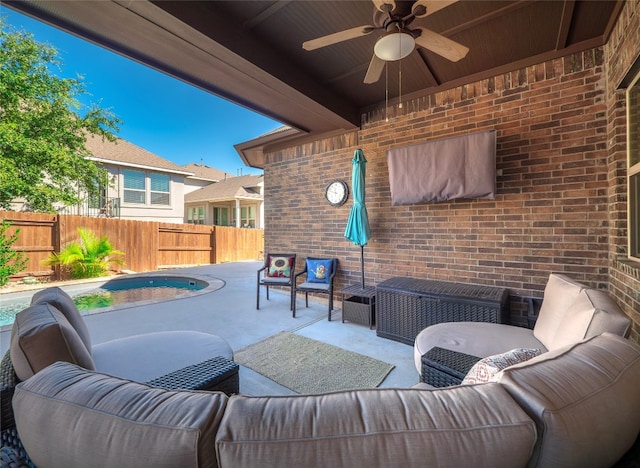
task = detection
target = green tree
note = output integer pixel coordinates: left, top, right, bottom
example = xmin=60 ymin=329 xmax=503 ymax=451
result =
xmin=43 ymin=228 xmax=125 ymax=279
xmin=0 ymin=220 xmax=28 ymax=286
xmin=0 ymin=18 xmax=121 ymax=212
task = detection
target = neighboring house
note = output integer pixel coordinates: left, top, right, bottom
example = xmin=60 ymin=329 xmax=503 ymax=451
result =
xmin=184 ymin=174 xmax=263 ymax=228
xmin=10 ymin=134 xmax=264 ymax=226
xmin=72 ymin=135 xmax=194 ymax=224
xmin=181 ymin=163 xmax=234 ymax=195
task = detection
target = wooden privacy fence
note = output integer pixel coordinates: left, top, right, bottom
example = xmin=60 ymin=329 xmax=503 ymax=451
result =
xmin=1 ymin=211 xmax=264 ymax=281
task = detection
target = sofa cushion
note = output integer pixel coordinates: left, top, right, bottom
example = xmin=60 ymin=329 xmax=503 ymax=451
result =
xmin=10 ymin=303 xmax=95 ymax=381
xmin=216 ymin=385 xmax=537 ymax=467
xmin=13 ymin=361 xmax=228 ymax=468
xmin=532 ymin=273 xmax=587 ymax=349
xmin=461 ymin=348 xmax=541 ymax=385
xmin=30 ymin=286 xmax=92 ymax=351
xmin=495 ymin=333 xmax=640 ymax=468
xmin=536 ymin=280 xmax=630 ymax=350
xmin=414 ymin=322 xmax=547 ymax=376
xmin=572 ymin=287 xmax=630 ymax=342
xmin=92 ymin=331 xmax=233 ymax=382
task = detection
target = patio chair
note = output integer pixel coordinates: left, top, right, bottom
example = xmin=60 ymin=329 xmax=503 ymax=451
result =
xmin=257 ymin=254 xmax=297 ymax=310
xmin=293 ymin=257 xmax=338 ymax=320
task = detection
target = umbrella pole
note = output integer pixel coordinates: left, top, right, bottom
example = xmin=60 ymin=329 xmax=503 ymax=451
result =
xmin=360 ymin=244 xmax=365 ymax=289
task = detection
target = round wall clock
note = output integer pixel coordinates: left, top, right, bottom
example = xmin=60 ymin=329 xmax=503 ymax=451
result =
xmin=325 ymin=179 xmax=349 ymax=206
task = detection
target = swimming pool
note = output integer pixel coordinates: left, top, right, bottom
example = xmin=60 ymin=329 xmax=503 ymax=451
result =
xmin=0 ymin=274 xmax=219 ymax=329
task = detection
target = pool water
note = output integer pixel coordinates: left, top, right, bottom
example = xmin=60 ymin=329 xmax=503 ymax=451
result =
xmin=0 ymin=276 xmax=208 ymax=328
xmin=74 ymin=283 xmax=202 ymax=310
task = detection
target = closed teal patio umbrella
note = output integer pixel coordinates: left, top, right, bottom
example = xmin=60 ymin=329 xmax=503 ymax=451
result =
xmin=344 ymin=149 xmax=371 ymax=288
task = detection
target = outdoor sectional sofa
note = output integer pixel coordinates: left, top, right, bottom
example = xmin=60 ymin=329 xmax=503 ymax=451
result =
xmin=2 ymin=333 xmax=639 ymax=467
xmin=1 ymin=277 xmax=640 ymax=467
xmin=1 ymin=286 xmax=236 ymax=466
xmin=414 ymin=273 xmax=633 ymax=384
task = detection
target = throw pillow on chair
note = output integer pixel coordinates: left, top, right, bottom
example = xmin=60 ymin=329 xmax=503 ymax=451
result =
xmin=267 ymin=256 xmax=294 ymax=278
xmin=306 ymin=259 xmax=332 ymax=283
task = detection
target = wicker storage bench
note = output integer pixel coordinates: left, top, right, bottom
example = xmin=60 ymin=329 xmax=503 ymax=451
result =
xmin=376 ymin=277 xmax=510 ymax=345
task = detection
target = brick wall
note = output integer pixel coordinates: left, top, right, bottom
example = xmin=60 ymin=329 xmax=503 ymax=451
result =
xmin=264 ymin=5 xmax=640 ymax=332
xmin=605 ymin=0 xmax=640 ymax=342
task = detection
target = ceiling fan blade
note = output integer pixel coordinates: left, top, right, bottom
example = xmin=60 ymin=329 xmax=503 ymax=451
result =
xmin=364 ymin=54 xmax=386 ymax=84
xmin=303 ymin=25 xmax=375 ymax=51
xmin=414 ymin=27 xmax=469 ymax=62
xmin=371 ymin=0 xmax=396 ymax=13
xmin=412 ymin=0 xmax=458 ymax=18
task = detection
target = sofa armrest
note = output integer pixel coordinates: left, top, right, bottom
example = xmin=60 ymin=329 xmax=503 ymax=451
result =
xmin=0 ymin=433 xmax=33 ymax=468
xmin=1 ymin=352 xmax=18 ymax=433
xmin=145 ymin=356 xmax=239 ymax=395
xmin=421 ymin=347 xmax=481 ymax=387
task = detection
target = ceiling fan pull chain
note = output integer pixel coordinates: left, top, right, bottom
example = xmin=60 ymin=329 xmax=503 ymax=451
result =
xmin=385 ymin=61 xmax=389 ymax=122
xmin=399 ymin=58 xmax=403 ymax=110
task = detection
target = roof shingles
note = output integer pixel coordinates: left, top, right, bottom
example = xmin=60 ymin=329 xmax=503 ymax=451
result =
xmin=182 ymin=163 xmax=232 ymax=182
xmin=185 ymin=175 xmax=263 ymax=203
xmin=85 ymin=135 xmax=192 ymax=175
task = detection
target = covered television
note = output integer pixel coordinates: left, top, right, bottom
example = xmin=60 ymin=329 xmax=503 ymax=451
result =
xmin=388 ymin=130 xmax=496 ymax=205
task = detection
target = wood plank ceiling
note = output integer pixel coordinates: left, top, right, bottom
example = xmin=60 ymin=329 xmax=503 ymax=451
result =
xmin=4 ymin=1 xmax=623 ymax=155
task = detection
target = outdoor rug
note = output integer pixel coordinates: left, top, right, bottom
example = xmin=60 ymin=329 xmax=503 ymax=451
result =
xmin=234 ymin=332 xmax=395 ymax=394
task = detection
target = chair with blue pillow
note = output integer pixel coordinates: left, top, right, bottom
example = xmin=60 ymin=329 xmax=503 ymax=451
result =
xmin=293 ymin=257 xmax=338 ymax=319
xmin=257 ymin=253 xmax=297 ymax=310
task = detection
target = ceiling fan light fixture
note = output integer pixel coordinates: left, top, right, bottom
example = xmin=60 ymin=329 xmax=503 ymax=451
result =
xmin=374 ymin=32 xmax=415 ymax=61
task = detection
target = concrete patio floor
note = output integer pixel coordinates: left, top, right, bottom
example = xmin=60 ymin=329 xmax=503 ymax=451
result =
xmin=0 ymin=261 xmax=419 ymax=395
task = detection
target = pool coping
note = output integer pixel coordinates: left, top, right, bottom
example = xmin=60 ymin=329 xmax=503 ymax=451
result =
xmin=0 ymin=272 xmax=225 ymax=332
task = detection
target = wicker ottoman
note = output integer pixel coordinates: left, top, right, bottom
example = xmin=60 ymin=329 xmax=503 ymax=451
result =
xmin=421 ymin=347 xmax=481 ymax=387
xmin=147 ymin=355 xmax=239 ymax=395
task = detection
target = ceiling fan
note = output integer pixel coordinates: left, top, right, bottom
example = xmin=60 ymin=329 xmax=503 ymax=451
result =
xmin=302 ymin=0 xmax=469 ymax=84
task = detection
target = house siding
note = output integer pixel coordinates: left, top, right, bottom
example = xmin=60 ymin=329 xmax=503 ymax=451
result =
xmin=262 ymin=0 xmax=640 ymax=338
xmin=103 ymin=165 xmax=187 ymax=224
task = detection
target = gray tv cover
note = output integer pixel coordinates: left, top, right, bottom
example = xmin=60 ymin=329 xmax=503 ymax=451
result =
xmin=388 ymin=130 xmax=496 ymax=205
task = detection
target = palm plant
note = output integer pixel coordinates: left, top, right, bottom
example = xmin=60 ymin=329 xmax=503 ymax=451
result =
xmin=43 ymin=228 xmax=125 ymax=279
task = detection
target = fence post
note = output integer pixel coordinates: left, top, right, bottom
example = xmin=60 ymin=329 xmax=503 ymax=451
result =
xmin=53 ymin=214 xmax=62 ymax=280
xmin=210 ymin=226 xmax=216 ymax=264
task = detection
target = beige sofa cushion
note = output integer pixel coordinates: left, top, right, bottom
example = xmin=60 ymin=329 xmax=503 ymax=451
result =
xmin=533 ymin=274 xmax=630 ymax=350
xmin=574 ymin=287 xmax=630 ymax=341
xmin=532 ymin=273 xmax=587 ymax=348
xmin=10 ymin=303 xmax=95 ymax=381
xmin=496 ymin=333 xmax=640 ymax=468
xmin=216 ymin=385 xmax=537 ymax=467
xmin=413 ymin=322 xmax=546 ymax=376
xmin=31 ymin=286 xmax=92 ymax=350
xmin=13 ymin=361 xmax=228 ymax=468
xmin=92 ymin=330 xmax=233 ymax=382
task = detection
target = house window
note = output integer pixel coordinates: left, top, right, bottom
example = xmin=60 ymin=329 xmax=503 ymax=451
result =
xmin=241 ymin=206 xmax=256 ymax=228
xmin=628 ymin=70 xmax=640 ymax=261
xmin=150 ymin=173 xmax=170 ymax=205
xmin=123 ymin=169 xmax=146 ymax=204
xmin=187 ymin=206 xmax=205 ymax=224
xmin=122 ymin=169 xmax=171 ymax=207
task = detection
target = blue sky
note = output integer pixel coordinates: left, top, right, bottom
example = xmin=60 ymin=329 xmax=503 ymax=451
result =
xmin=1 ymin=7 xmax=283 ymax=176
